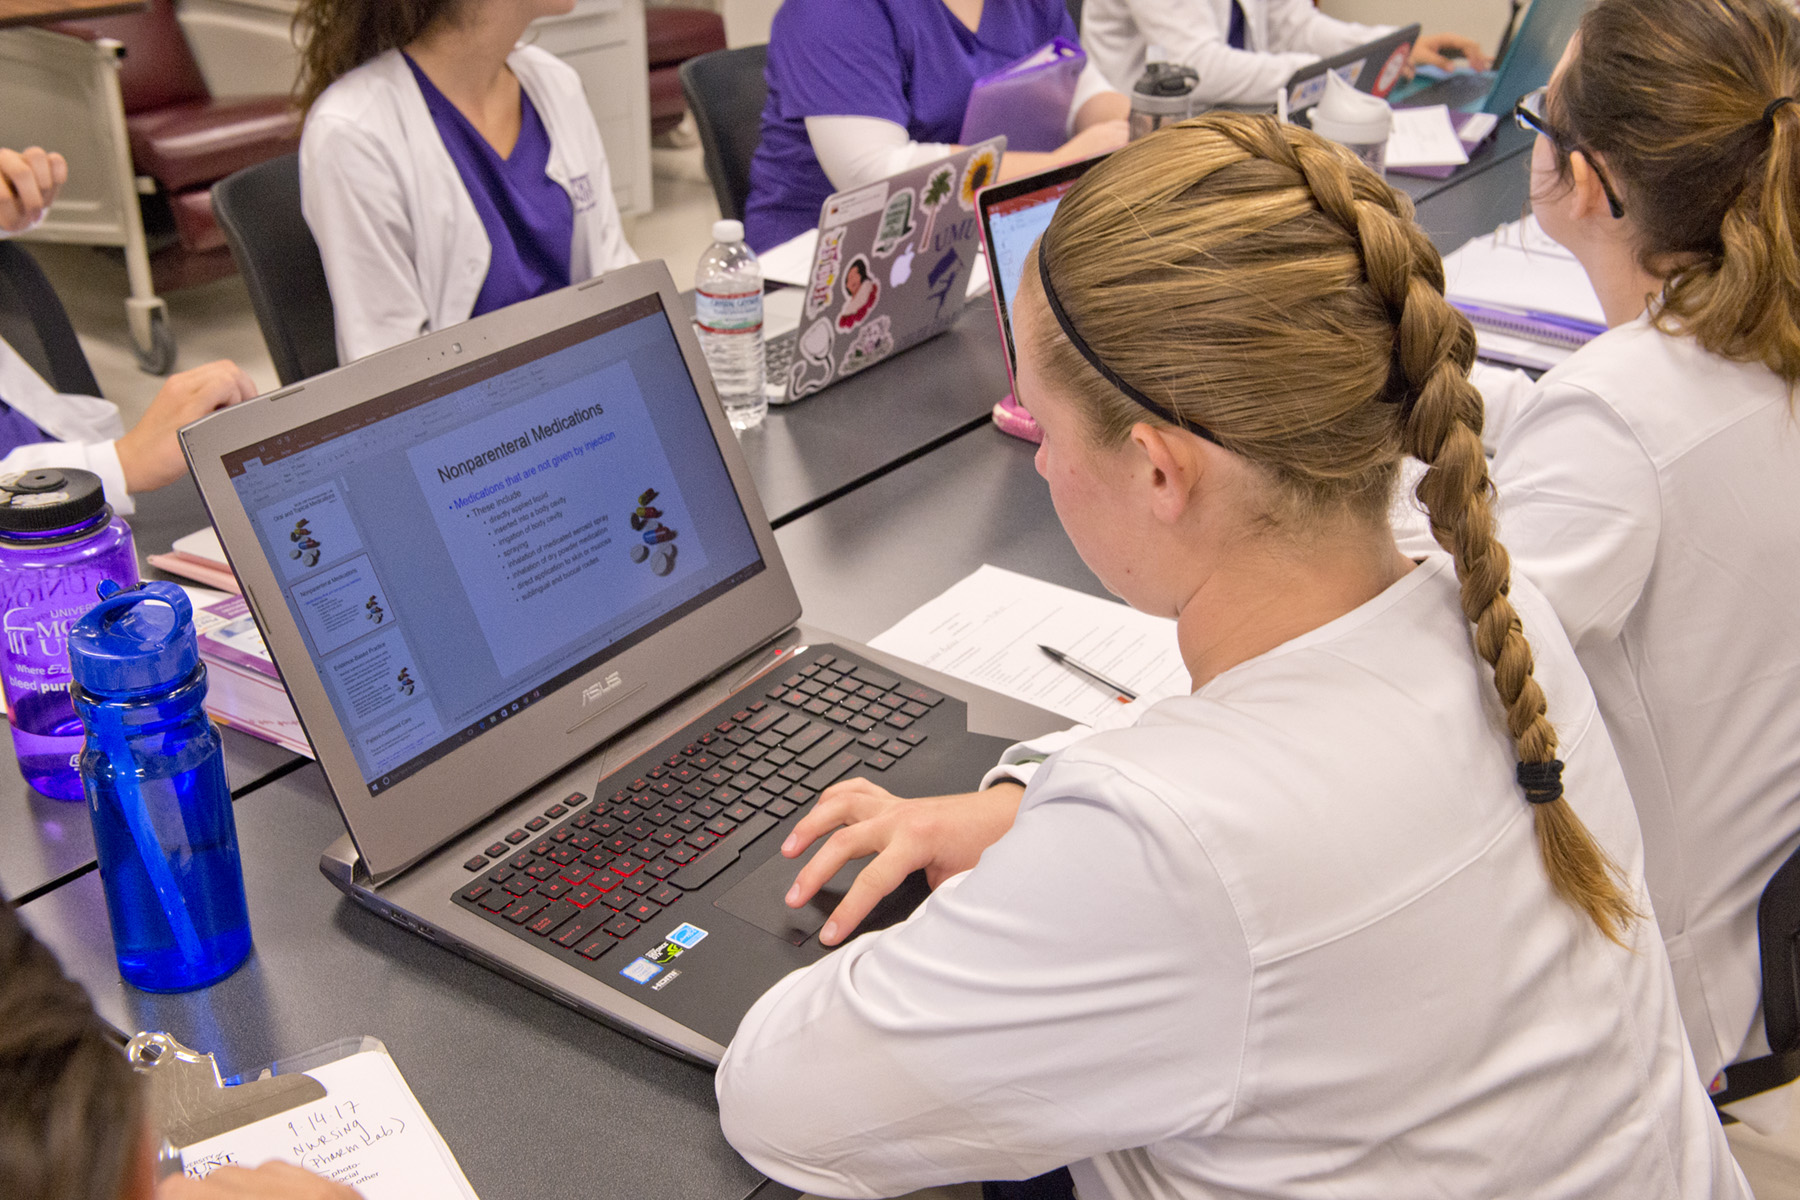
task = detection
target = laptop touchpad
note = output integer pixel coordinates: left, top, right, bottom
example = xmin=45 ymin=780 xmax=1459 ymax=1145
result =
xmin=715 ymin=841 xmax=928 ymax=946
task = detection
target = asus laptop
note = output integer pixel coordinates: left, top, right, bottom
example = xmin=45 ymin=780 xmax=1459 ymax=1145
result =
xmin=763 ymin=137 xmax=1004 ymax=403
xmin=180 ymin=261 xmax=1058 ymax=1063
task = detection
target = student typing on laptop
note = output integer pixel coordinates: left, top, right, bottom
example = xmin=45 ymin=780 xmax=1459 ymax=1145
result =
xmin=744 ymin=0 xmax=1130 ymax=251
xmin=716 ymin=116 xmax=1746 ymax=1200
xmin=1080 ymin=0 xmax=1487 ymax=106
xmin=0 ymin=146 xmax=256 ymax=513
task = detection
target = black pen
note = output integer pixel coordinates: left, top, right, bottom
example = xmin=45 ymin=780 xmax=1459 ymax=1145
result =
xmin=1038 ymin=643 xmax=1138 ymax=702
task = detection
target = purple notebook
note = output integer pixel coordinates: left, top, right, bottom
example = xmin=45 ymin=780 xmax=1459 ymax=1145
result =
xmin=959 ymin=37 xmax=1085 ymax=154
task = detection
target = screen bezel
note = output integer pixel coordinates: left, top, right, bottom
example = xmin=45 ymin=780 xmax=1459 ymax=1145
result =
xmin=1283 ymin=22 xmax=1421 ymax=114
xmin=181 ymin=261 xmax=802 ymax=879
xmin=975 ymin=154 xmax=1108 ymax=390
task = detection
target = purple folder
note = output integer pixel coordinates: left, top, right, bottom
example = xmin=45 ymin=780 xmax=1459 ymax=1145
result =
xmin=959 ymin=37 xmax=1085 ymax=154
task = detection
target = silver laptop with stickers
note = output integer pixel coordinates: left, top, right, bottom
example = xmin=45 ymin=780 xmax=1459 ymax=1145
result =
xmin=764 ymin=137 xmax=1004 ymax=404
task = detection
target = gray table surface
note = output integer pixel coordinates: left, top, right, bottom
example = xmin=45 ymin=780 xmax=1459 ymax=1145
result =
xmin=723 ymin=296 xmax=1011 ymax=529
xmin=16 ymin=761 xmax=779 ymax=1200
xmin=0 ymin=473 xmax=306 ymax=904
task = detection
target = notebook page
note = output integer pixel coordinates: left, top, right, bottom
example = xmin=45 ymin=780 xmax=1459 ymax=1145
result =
xmin=870 ymin=565 xmax=1188 ymax=726
xmin=178 ymin=1049 xmax=479 ymax=1199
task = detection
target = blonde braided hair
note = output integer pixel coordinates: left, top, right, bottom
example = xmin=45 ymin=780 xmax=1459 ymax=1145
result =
xmin=1025 ymin=113 xmax=1636 ymax=941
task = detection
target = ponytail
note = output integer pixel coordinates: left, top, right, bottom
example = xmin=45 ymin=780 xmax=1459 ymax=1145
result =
xmin=1556 ymin=0 xmax=1800 ymax=385
xmin=1030 ymin=114 xmax=1637 ymax=941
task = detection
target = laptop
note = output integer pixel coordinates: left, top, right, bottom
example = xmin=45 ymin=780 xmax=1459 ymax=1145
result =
xmin=974 ymin=154 xmax=1109 ymax=440
xmin=1393 ymin=0 xmax=1589 ymax=115
xmin=764 ymin=137 xmax=1005 ymax=403
xmin=180 ymin=261 xmax=1057 ymax=1064
xmin=1281 ymin=24 xmax=1421 ymax=118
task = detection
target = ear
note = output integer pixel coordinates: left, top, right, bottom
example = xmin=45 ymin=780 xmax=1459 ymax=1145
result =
xmin=1566 ymin=149 xmax=1616 ymax=221
xmin=1128 ymin=422 xmax=1205 ymax=524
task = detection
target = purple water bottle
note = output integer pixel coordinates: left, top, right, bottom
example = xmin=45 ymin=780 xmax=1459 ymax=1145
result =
xmin=0 ymin=469 xmax=139 ymax=799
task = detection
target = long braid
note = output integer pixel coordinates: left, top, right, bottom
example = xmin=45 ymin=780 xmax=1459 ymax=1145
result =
xmin=1033 ymin=114 xmax=1637 ymax=942
xmin=1276 ymin=126 xmax=1638 ymax=942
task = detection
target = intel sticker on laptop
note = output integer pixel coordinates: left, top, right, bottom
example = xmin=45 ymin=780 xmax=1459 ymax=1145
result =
xmin=667 ymin=923 xmax=708 ymax=948
xmin=620 ymin=957 xmax=662 ymax=985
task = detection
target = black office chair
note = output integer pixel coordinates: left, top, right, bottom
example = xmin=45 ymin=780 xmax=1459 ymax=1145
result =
xmin=211 ymin=153 xmax=338 ymax=387
xmin=1710 ymin=839 xmax=1800 ymax=1114
xmin=0 ymin=240 xmax=102 ymax=397
xmin=1066 ymin=0 xmax=1083 ymax=27
xmin=679 ymin=44 xmax=768 ymax=223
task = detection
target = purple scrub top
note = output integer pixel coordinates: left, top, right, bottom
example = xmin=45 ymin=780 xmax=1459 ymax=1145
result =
xmin=0 ymin=393 xmax=50 ymax=458
xmin=407 ymin=55 xmax=574 ymax=317
xmin=745 ymin=0 xmax=1079 ymax=251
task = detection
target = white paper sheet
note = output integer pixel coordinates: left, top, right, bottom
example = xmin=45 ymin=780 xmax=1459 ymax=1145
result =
xmin=179 ymin=1050 xmax=479 ymax=1200
xmin=1386 ymin=105 xmax=1469 ymax=168
xmin=869 ymin=565 xmax=1189 ymax=726
xmin=1441 ymin=215 xmax=1606 ymax=325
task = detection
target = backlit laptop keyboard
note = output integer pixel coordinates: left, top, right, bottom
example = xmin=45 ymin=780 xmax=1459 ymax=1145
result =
xmin=452 ymin=648 xmax=942 ymax=967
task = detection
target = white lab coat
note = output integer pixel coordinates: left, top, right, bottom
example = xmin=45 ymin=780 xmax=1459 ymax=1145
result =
xmin=1398 ymin=323 xmax=1800 ymax=1129
xmin=300 ymin=46 xmax=638 ymax=365
xmin=1081 ymin=0 xmax=1387 ymax=104
xmin=718 ymin=557 xmax=1746 ymax=1200
xmin=0 ymin=336 xmax=131 ymax=514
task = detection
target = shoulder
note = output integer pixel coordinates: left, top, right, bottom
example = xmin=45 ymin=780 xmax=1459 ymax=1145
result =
xmin=305 ymin=49 xmax=415 ymax=131
xmin=508 ymin=43 xmax=583 ymax=92
xmin=771 ymin=0 xmax=901 ymax=52
xmin=1529 ymin=318 xmax=1788 ymax=466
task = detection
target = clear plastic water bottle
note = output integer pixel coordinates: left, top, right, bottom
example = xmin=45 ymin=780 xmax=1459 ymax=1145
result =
xmin=0 ymin=468 xmax=139 ymax=799
xmin=69 ymin=580 xmax=251 ymax=992
xmin=695 ymin=218 xmax=767 ymax=432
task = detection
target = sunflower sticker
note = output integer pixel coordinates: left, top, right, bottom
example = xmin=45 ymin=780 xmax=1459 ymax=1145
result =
xmin=958 ymin=145 xmax=998 ymax=212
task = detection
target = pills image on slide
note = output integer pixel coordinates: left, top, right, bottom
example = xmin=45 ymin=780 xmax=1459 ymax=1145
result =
xmin=365 ymin=595 xmax=386 ymax=625
xmin=629 ymin=544 xmax=649 ymax=563
xmin=396 ymin=667 xmax=415 ymax=696
xmin=625 ymin=485 xmax=678 ymax=572
xmin=642 ymin=524 xmax=677 ymax=545
xmin=287 ymin=518 xmax=322 ymax=567
xmin=651 ymin=544 xmax=677 ymax=576
xmin=629 ymin=504 xmax=663 ymax=531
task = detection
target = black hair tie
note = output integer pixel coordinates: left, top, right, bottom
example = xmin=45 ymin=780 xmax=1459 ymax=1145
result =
xmin=1516 ymin=759 xmax=1565 ymax=806
xmin=1764 ymin=96 xmax=1796 ymax=125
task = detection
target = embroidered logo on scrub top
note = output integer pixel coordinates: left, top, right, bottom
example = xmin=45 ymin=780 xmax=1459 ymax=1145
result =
xmin=570 ymin=173 xmax=596 ymax=214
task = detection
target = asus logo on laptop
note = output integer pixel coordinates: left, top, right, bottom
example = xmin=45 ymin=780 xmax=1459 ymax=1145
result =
xmin=582 ymin=672 xmax=625 ymax=706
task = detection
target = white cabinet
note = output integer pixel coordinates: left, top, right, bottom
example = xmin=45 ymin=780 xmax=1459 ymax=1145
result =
xmin=174 ymin=0 xmax=653 ymax=214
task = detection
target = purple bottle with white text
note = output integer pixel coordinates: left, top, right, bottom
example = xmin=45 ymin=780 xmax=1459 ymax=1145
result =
xmin=0 ymin=469 xmax=139 ymax=799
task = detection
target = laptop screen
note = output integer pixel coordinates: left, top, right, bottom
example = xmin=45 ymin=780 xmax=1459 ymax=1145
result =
xmin=984 ymin=174 xmax=1082 ymax=368
xmin=219 ymin=296 xmax=765 ymax=794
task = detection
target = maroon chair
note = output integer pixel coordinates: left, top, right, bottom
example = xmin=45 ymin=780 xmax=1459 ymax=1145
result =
xmin=647 ymin=7 xmax=728 ymax=138
xmin=49 ymin=0 xmax=299 ymax=368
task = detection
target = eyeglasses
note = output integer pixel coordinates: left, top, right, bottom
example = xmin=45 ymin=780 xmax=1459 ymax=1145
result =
xmin=1513 ymin=86 xmax=1625 ymax=220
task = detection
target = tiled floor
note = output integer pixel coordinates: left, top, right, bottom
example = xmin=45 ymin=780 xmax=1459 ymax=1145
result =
xmin=26 ymin=121 xmax=1800 ymax=1200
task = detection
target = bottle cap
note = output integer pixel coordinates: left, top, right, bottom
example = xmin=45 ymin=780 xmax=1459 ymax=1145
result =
xmin=67 ymin=580 xmax=200 ymax=698
xmin=1308 ymin=71 xmax=1392 ymax=146
xmin=0 ymin=468 xmax=107 ymax=535
xmin=1132 ymin=61 xmax=1201 ymax=117
xmin=712 ymin=219 xmax=745 ymax=244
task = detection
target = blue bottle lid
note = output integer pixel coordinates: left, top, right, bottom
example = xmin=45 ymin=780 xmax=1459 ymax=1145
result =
xmin=67 ymin=581 xmax=199 ymax=698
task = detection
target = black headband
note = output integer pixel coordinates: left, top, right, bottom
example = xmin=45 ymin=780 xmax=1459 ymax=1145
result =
xmin=1035 ymin=248 xmax=1224 ymax=446
xmin=1765 ymin=96 xmax=1797 ymax=125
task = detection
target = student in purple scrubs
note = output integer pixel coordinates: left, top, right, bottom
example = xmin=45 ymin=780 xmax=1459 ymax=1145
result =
xmin=296 ymin=0 xmax=638 ymax=363
xmin=745 ymin=0 xmax=1132 ymax=251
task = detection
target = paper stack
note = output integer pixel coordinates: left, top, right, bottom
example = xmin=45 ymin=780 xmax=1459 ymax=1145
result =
xmin=194 ymin=594 xmax=312 ymax=757
xmin=1440 ymin=215 xmax=1607 ymax=371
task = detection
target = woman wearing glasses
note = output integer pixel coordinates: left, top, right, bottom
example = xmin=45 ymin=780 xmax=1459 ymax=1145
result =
xmin=716 ymin=112 xmax=1746 ymax=1199
xmin=1418 ymin=0 xmax=1800 ymax=1127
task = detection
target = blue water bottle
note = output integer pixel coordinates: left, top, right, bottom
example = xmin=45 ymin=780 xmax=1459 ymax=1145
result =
xmin=68 ymin=581 xmax=251 ymax=992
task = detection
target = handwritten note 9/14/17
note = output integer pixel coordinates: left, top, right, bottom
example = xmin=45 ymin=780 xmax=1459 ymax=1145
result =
xmin=179 ymin=1049 xmax=479 ymax=1199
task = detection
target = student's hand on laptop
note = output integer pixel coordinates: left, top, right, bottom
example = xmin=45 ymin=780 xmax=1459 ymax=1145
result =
xmin=0 ymin=145 xmax=68 ymax=234
xmin=116 ymin=360 xmax=259 ymax=494
xmin=158 ymin=1162 xmax=365 ymax=1200
xmin=1411 ymin=32 xmax=1491 ymax=73
xmin=779 ymin=777 xmax=1026 ymax=946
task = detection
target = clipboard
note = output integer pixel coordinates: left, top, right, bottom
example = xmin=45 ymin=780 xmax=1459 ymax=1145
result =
xmin=959 ymin=37 xmax=1086 ymax=153
xmin=130 ymin=1031 xmax=480 ymax=1198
